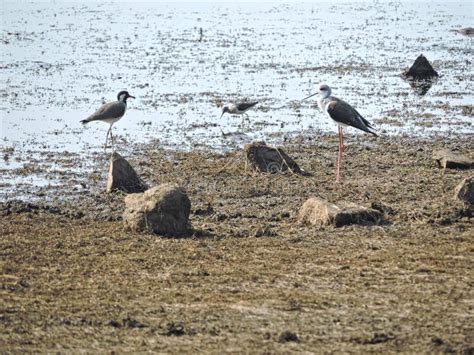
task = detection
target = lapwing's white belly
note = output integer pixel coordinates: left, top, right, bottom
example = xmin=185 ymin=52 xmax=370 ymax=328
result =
xmin=102 ymin=116 xmax=123 ymax=124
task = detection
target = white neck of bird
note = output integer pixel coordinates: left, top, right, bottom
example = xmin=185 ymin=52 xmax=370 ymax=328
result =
xmin=119 ymin=94 xmax=127 ymax=103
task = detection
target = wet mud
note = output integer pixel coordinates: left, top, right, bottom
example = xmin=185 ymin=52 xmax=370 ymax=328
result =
xmin=1 ymin=135 xmax=473 ymax=353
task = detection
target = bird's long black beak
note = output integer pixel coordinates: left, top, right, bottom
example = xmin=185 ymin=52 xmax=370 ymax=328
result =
xmin=129 ymin=95 xmax=136 ymax=99
xmin=219 ymin=112 xmax=224 ymax=119
xmin=302 ymin=93 xmax=317 ymax=101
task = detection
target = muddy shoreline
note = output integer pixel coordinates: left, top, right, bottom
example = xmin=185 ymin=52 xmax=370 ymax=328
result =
xmin=1 ymin=134 xmax=473 ymax=352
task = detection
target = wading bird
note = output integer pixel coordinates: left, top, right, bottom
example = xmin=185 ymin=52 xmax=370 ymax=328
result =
xmin=302 ymin=84 xmax=377 ymax=183
xmin=220 ymin=101 xmax=258 ymax=121
xmin=80 ymin=90 xmax=135 ymax=151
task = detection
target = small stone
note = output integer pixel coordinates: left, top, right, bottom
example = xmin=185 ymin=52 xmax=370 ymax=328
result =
xmin=165 ymin=322 xmax=185 ymax=336
xmin=193 ymin=203 xmax=214 ymax=216
xmin=278 ymin=330 xmax=299 ymax=343
xmin=123 ymin=183 xmax=191 ymax=236
xmin=122 ymin=316 xmax=146 ymax=328
xmin=432 ymin=149 xmax=473 ymax=170
xmin=244 ymin=141 xmax=307 ymax=175
xmin=107 ymin=152 xmax=147 ymax=193
xmin=454 ymin=176 xmax=474 ymax=206
xmin=371 ymin=201 xmax=396 ymax=215
xmin=298 ymin=197 xmax=382 ymax=227
xmin=254 ymin=226 xmax=276 ymax=237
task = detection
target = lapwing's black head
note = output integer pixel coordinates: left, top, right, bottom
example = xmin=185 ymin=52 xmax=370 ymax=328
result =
xmin=220 ymin=106 xmax=230 ymax=119
xmin=117 ymin=91 xmax=135 ymax=102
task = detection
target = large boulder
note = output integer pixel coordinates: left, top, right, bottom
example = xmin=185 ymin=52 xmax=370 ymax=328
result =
xmin=107 ymin=152 xmax=147 ymax=193
xmin=123 ymin=184 xmax=191 ymax=236
xmin=432 ymin=149 xmax=473 ymax=170
xmin=244 ymin=141 xmax=306 ymax=175
xmin=454 ymin=176 xmax=474 ymax=206
xmin=298 ymin=197 xmax=382 ymax=227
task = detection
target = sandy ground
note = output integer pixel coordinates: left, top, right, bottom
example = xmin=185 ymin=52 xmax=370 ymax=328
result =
xmin=1 ymin=134 xmax=473 ymax=353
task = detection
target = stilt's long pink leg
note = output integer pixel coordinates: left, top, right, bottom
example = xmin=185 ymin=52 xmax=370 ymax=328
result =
xmin=336 ymin=126 xmax=342 ymax=183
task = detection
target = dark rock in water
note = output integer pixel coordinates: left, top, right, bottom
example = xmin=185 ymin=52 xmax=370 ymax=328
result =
xmin=454 ymin=176 xmax=474 ymax=206
xmin=123 ymin=183 xmax=191 ymax=236
xmin=403 ymin=54 xmax=439 ymax=80
xmin=403 ymin=54 xmax=439 ymax=95
xmin=107 ymin=152 xmax=147 ymax=193
xmin=432 ymin=149 xmax=473 ymax=170
xmin=244 ymin=141 xmax=307 ymax=175
xmin=298 ymin=197 xmax=382 ymax=227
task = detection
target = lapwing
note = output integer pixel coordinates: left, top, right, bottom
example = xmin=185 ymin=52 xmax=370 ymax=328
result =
xmin=80 ymin=90 xmax=135 ymax=151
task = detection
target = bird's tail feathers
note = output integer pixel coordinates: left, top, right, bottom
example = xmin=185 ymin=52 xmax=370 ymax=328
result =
xmin=80 ymin=119 xmax=90 ymax=125
xmin=364 ymin=125 xmax=378 ymax=137
xmin=369 ymin=129 xmax=378 ymax=137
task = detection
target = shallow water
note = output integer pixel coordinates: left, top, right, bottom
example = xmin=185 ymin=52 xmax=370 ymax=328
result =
xmin=0 ymin=1 xmax=473 ymax=199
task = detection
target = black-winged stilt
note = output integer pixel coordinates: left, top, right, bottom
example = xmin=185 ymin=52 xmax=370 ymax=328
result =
xmin=303 ymin=84 xmax=377 ymax=183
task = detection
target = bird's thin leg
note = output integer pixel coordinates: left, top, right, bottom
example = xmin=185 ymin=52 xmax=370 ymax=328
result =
xmin=340 ymin=127 xmax=344 ymax=180
xmin=335 ymin=128 xmax=340 ymax=183
xmin=336 ymin=126 xmax=343 ymax=183
xmin=110 ymin=124 xmax=114 ymax=151
xmin=105 ymin=125 xmax=111 ymax=152
xmin=341 ymin=128 xmax=345 ymax=153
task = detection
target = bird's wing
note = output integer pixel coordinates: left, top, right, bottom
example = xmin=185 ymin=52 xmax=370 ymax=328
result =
xmin=83 ymin=101 xmax=126 ymax=122
xmin=326 ymin=98 xmax=377 ymax=136
xmin=236 ymin=101 xmax=258 ymax=111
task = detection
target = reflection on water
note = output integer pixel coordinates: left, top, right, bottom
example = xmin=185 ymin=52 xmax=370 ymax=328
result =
xmin=406 ymin=78 xmax=438 ymax=96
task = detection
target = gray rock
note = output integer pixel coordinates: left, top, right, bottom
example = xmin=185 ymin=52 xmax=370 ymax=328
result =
xmin=107 ymin=152 xmax=147 ymax=193
xmin=298 ymin=197 xmax=382 ymax=227
xmin=432 ymin=149 xmax=473 ymax=170
xmin=454 ymin=176 xmax=474 ymax=206
xmin=123 ymin=183 xmax=191 ymax=236
xmin=244 ymin=141 xmax=306 ymax=175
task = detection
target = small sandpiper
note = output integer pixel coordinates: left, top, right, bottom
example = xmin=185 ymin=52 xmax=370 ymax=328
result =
xmin=220 ymin=101 xmax=259 ymax=120
xmin=451 ymin=27 xmax=474 ymax=46
xmin=80 ymin=90 xmax=135 ymax=151
xmin=303 ymin=84 xmax=377 ymax=183
xmin=451 ymin=27 xmax=474 ymax=37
